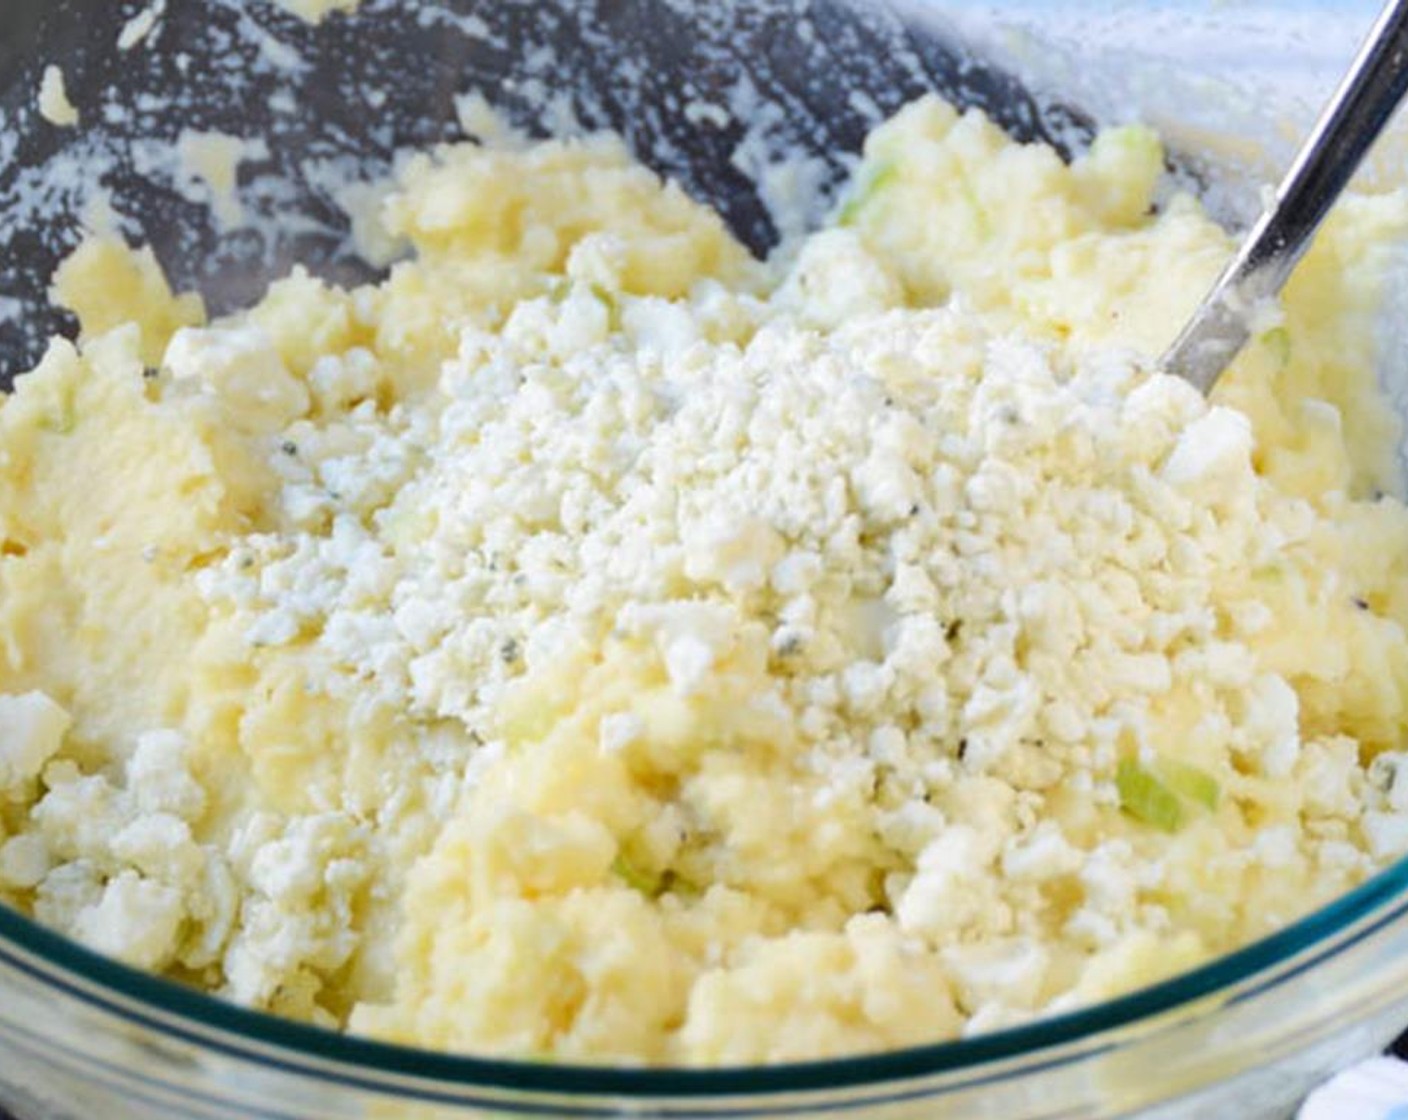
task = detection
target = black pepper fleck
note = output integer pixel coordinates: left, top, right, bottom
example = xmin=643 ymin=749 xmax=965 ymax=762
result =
xmin=500 ymin=638 xmax=520 ymax=664
xmin=957 ymin=737 xmax=969 ymax=761
xmin=776 ymin=632 xmax=804 ymax=657
xmin=1353 ymin=596 xmax=1370 ymax=611
xmin=945 ymin=619 xmax=963 ymax=642
xmin=281 ymin=440 xmax=298 ymax=456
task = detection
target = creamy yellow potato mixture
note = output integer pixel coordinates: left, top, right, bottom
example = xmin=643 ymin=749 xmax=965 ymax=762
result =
xmin=4 ymin=98 xmax=1408 ymax=1065
xmin=272 ymin=0 xmax=360 ymax=23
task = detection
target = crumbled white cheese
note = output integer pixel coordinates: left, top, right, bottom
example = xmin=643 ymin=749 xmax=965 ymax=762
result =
xmin=1159 ymin=406 xmax=1253 ymax=497
xmin=117 ymin=0 xmax=166 ymax=51
xmin=164 ymin=324 xmax=309 ymax=432
xmin=0 ymin=835 xmax=51 ymax=890
xmin=71 ymin=871 xmax=186 ymax=970
xmin=1362 ymin=811 xmax=1408 ymax=860
xmin=127 ymin=730 xmax=207 ymax=819
xmin=0 ymin=693 xmax=71 ymax=793
xmin=942 ymin=936 xmax=1049 ymax=1013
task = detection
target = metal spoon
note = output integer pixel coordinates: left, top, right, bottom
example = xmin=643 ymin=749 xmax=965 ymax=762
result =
xmin=1163 ymin=0 xmax=1408 ymax=394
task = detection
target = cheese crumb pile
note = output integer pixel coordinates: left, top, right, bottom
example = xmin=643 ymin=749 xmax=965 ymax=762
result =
xmin=4 ymin=98 xmax=1408 ymax=1065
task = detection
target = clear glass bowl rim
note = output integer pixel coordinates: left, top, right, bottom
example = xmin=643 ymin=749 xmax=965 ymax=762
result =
xmin=4 ymin=849 xmax=1408 ymax=1101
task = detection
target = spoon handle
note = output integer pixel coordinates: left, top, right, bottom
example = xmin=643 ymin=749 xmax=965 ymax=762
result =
xmin=1163 ymin=0 xmax=1408 ymax=394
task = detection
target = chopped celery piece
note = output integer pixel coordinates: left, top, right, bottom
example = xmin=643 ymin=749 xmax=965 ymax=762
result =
xmin=837 ymin=162 xmax=898 ymax=226
xmin=1117 ymin=757 xmax=1184 ymax=833
xmin=39 ymin=381 xmax=76 ymax=434
xmin=957 ymin=174 xmax=992 ymax=239
xmin=589 ymin=282 xmax=622 ymax=331
xmin=1160 ymin=758 xmax=1221 ymax=811
xmin=41 ymin=409 xmax=75 ymax=435
xmin=611 ymin=853 xmax=665 ymax=897
xmin=1260 ymin=326 xmax=1291 ymax=368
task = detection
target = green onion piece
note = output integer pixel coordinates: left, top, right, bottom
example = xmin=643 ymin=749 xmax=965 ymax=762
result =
xmin=1117 ymin=757 xmax=1185 ymax=833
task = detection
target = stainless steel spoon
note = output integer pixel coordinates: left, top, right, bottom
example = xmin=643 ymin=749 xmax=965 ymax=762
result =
xmin=1163 ymin=0 xmax=1408 ymax=394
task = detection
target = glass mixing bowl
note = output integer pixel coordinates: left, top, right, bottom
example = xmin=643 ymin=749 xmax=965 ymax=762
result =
xmin=2 ymin=1 xmax=1408 ymax=1117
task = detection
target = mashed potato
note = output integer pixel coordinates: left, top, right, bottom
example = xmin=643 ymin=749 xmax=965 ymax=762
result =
xmin=3 ymin=97 xmax=1408 ymax=1065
